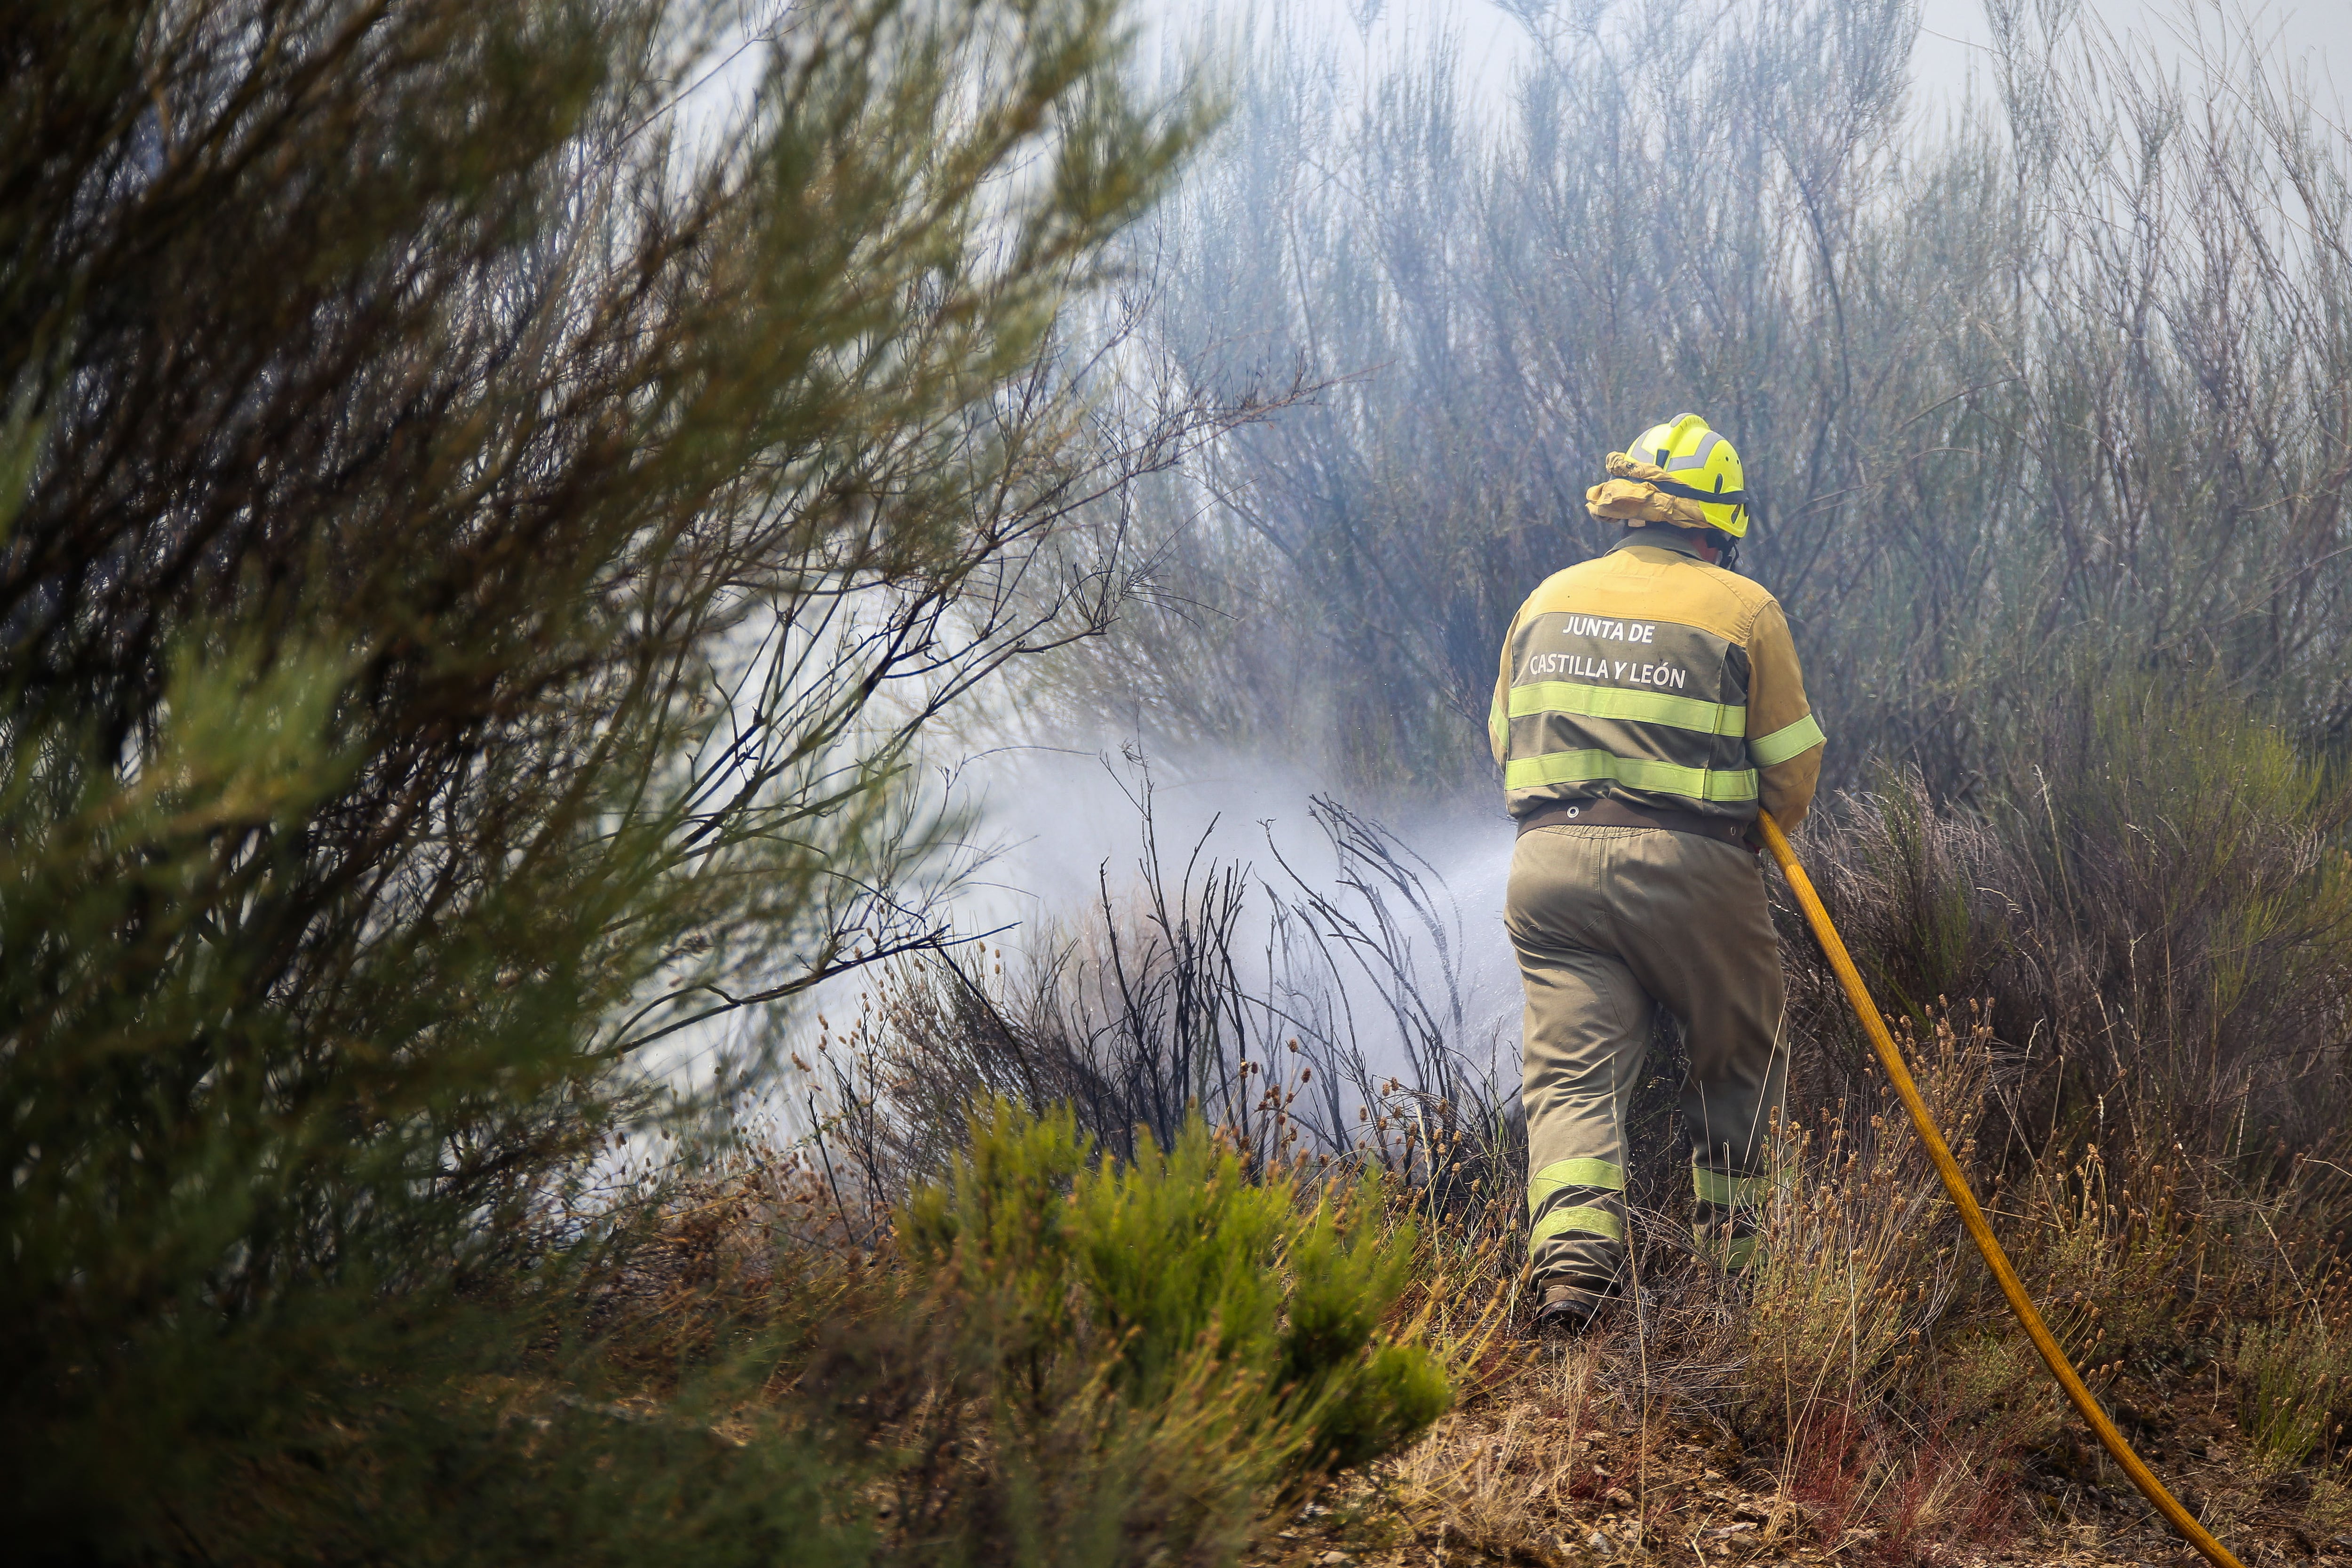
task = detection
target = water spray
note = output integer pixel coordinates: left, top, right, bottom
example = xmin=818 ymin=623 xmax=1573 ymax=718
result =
xmin=1758 ymin=810 xmax=2243 ymax=1568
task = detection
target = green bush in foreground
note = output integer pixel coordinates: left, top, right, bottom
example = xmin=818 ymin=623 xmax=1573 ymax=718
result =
xmin=897 ymin=1099 xmax=1451 ymax=1528
xmin=0 ymin=0 xmax=1217 ymax=1559
xmin=63 ymin=1098 xmax=1448 ymax=1568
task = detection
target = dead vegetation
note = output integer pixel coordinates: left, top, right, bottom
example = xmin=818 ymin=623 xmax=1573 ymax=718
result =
xmin=1240 ymin=1008 xmax=2352 ymax=1568
xmin=590 ymin=989 xmax=2352 ymax=1566
xmin=567 ymin=735 xmax=2352 ymax=1567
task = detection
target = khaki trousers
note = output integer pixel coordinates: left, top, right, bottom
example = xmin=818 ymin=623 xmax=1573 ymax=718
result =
xmin=1507 ymin=824 xmax=1788 ymax=1287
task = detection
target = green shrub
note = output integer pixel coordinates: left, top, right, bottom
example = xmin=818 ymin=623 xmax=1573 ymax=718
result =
xmin=2231 ymin=1317 xmax=2352 ymax=1473
xmin=901 ymin=1098 xmax=1451 ymax=1484
xmin=0 ymin=0 xmax=1218 ymax=1558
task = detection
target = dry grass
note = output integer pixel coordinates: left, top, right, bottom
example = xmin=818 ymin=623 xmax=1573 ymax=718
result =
xmin=566 ymin=765 xmax=2352 ymax=1568
xmin=575 ymin=996 xmax=2352 ymax=1568
xmin=1212 ymin=1006 xmax=2352 ymax=1568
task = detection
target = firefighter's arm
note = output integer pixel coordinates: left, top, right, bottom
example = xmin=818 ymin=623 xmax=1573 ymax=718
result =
xmin=1745 ymin=599 xmax=1825 ymax=832
xmin=1489 ymin=614 xmax=1516 ymax=767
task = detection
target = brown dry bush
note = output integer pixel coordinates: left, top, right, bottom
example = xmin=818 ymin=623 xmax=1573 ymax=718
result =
xmin=1348 ymin=1003 xmax=2346 ymax=1564
xmin=747 ymin=704 xmax=2352 ymax=1562
xmin=788 ymin=775 xmax=1514 ymax=1219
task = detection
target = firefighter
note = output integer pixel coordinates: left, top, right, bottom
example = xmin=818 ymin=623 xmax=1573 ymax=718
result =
xmin=1489 ymin=413 xmax=1824 ymax=1336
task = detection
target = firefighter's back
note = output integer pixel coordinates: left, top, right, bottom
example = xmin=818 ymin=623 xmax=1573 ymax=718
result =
xmin=1489 ymin=533 xmax=1821 ymax=836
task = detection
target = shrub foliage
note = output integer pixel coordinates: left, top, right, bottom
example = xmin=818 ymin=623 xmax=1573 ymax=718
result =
xmin=0 ymin=0 xmax=1236 ymax=1556
xmin=903 ymin=1098 xmax=1451 ymax=1477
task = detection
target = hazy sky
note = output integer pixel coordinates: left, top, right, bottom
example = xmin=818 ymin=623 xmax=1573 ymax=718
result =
xmin=1142 ymin=1 xmax=2352 ymax=123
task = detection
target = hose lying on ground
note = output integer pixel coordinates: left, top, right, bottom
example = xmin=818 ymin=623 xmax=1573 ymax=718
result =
xmin=1756 ymin=809 xmax=2243 ymax=1568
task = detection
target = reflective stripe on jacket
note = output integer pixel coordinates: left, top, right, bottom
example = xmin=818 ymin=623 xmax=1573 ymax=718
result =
xmin=1488 ymin=527 xmax=1824 ymax=830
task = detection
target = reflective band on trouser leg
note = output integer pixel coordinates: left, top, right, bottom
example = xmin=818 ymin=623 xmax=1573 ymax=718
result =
xmin=1692 ymin=1168 xmax=1770 ymax=1207
xmin=1692 ymin=1220 xmax=1759 ymax=1269
xmin=1504 ymin=749 xmax=1758 ymax=802
xmin=1529 ymin=1160 xmax=1628 ymax=1250
xmin=1531 ymin=1203 xmax=1626 ymax=1245
xmin=1692 ymin=1169 xmax=1767 ymax=1270
xmin=1691 ymin=1202 xmax=1761 ymax=1269
xmin=1529 ymin=1156 xmax=1625 ymax=1210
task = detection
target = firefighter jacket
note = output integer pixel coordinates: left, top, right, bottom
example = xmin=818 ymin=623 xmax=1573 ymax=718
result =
xmin=1488 ymin=526 xmax=1824 ymax=832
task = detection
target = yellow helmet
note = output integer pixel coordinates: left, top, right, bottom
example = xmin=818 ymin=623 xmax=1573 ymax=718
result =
xmin=1627 ymin=413 xmax=1748 ymax=538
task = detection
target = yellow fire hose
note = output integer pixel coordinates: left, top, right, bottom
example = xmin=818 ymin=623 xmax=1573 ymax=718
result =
xmin=1756 ymin=810 xmax=2241 ymax=1568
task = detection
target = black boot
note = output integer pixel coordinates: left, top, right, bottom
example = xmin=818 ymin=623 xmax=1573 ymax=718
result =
xmin=1531 ymin=1276 xmax=1619 ymax=1337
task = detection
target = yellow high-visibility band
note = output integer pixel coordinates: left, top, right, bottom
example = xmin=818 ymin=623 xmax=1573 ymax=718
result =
xmin=1749 ymin=712 xmax=1827 ymax=766
xmin=1704 ymin=1232 xmax=1758 ymax=1269
xmin=1692 ymin=1211 xmax=1758 ymax=1263
xmin=1488 ymin=690 xmax=1508 ymax=755
xmin=1692 ymin=1168 xmax=1770 ymax=1206
xmin=1509 ymin=680 xmax=1746 ymax=737
xmin=1505 ymin=749 xmax=1759 ymax=801
xmin=1529 ymin=1157 xmax=1626 ymax=1213
xmin=1529 ymin=1204 xmax=1625 ymax=1245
